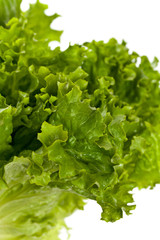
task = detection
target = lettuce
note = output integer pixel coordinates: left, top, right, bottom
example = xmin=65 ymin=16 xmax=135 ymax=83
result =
xmin=0 ymin=0 xmax=160 ymax=239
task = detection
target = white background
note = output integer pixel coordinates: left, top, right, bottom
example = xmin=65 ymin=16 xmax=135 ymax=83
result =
xmin=21 ymin=1 xmax=160 ymax=239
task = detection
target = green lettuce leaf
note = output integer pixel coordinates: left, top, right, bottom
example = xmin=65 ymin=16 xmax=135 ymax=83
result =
xmin=0 ymin=0 xmax=22 ymax=27
xmin=1 ymin=0 xmax=160 ymax=239
xmin=24 ymin=0 xmax=63 ymax=43
xmin=0 ymin=182 xmax=85 ymax=240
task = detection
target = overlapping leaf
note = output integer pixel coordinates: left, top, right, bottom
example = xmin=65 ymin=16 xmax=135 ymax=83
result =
xmin=1 ymin=0 xmax=160 ymax=239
